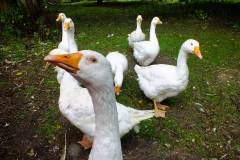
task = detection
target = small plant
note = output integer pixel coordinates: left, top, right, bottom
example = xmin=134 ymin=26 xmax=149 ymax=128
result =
xmin=233 ymin=21 xmax=240 ymax=30
xmin=139 ymin=119 xmax=156 ymax=138
xmin=195 ymin=9 xmax=208 ymax=20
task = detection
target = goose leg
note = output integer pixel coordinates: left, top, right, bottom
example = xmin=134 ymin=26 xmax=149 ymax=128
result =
xmin=78 ymin=134 xmax=92 ymax=150
xmin=153 ymin=100 xmax=167 ymax=118
xmin=157 ymin=103 xmax=169 ymax=111
xmin=114 ymin=86 xmax=121 ymax=96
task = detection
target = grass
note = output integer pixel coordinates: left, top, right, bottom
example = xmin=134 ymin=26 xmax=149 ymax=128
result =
xmin=36 ymin=107 xmax=63 ymax=142
xmin=1 ymin=1 xmax=240 ymax=159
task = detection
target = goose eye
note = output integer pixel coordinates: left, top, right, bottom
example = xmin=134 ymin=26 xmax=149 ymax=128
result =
xmin=87 ymin=56 xmax=97 ymax=63
xmin=91 ymin=57 xmax=97 ymax=63
xmin=190 ymin=43 xmax=193 ymax=46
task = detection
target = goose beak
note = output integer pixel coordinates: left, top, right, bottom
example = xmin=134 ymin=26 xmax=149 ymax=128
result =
xmin=44 ymin=52 xmax=83 ymax=74
xmin=193 ymin=47 xmax=202 ymax=59
xmin=56 ymin=15 xmax=61 ymax=22
xmin=64 ymin=22 xmax=70 ymax=30
xmin=158 ymin=19 xmax=162 ymax=24
xmin=115 ymin=86 xmax=121 ymax=96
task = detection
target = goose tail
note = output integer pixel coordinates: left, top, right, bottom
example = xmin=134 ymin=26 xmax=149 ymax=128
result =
xmin=132 ymin=109 xmax=154 ymax=123
xmin=134 ymin=64 xmax=142 ymax=74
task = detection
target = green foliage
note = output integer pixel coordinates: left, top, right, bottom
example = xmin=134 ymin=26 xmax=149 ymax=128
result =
xmin=36 ymin=17 xmax=51 ymax=40
xmin=0 ymin=4 xmax=25 ymax=36
xmin=232 ymin=21 xmax=240 ymax=30
xmin=25 ymin=85 xmax=36 ymax=97
xmin=140 ymin=119 xmax=157 ymax=137
xmin=194 ymin=9 xmax=208 ymax=20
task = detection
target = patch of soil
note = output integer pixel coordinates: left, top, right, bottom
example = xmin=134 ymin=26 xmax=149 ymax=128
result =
xmin=0 ymin=59 xmax=166 ymax=160
xmin=0 ymin=60 xmax=61 ymax=160
xmin=64 ymin=132 xmax=163 ymax=160
xmin=216 ymin=68 xmax=240 ymax=84
xmin=154 ymin=54 xmax=175 ymax=65
xmin=166 ymin=149 xmax=201 ymax=160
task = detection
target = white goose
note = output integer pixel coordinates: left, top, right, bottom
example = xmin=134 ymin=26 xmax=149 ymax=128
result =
xmin=56 ymin=13 xmax=67 ymax=44
xmin=106 ymin=51 xmax=128 ymax=95
xmin=44 ymin=50 xmax=154 ymax=150
xmin=45 ymin=50 xmax=124 ymax=160
xmin=51 ymin=17 xmax=78 ymax=84
xmin=134 ymin=39 xmax=202 ymax=118
xmin=133 ymin=17 xmax=162 ymax=66
xmin=128 ymin=15 xmax=145 ymax=48
xmin=58 ymin=17 xmax=78 ymax=52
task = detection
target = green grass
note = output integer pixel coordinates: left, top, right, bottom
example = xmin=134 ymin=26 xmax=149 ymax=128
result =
xmin=1 ymin=1 xmax=240 ymax=159
xmin=36 ymin=107 xmax=62 ymax=142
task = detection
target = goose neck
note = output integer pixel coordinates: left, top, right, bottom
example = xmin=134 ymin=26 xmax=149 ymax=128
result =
xmin=136 ymin=21 xmax=142 ymax=31
xmin=150 ymin=23 xmax=157 ymax=42
xmin=87 ymin=83 xmax=122 ymax=160
xmin=176 ymin=48 xmax=189 ymax=78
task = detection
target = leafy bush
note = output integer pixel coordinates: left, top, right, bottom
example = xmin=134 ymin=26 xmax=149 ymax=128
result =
xmin=232 ymin=21 xmax=240 ymax=30
xmin=0 ymin=3 xmax=57 ymax=40
xmin=194 ymin=9 xmax=208 ymax=20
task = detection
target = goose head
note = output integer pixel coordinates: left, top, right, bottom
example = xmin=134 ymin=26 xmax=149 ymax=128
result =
xmin=136 ymin=15 xmax=143 ymax=23
xmin=181 ymin=39 xmax=202 ymax=59
xmin=63 ymin=18 xmax=75 ymax=32
xmin=56 ymin=13 xmax=66 ymax=22
xmin=151 ymin=17 xmax=162 ymax=25
xmin=44 ymin=51 xmax=113 ymax=89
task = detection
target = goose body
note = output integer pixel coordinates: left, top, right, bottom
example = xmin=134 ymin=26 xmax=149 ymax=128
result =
xmin=134 ymin=63 xmax=188 ymax=102
xmin=133 ymin=17 xmax=162 ymax=66
xmin=59 ymin=68 xmax=154 ymax=140
xmin=106 ymin=51 xmax=128 ymax=95
xmin=128 ymin=15 xmax=145 ymax=48
xmin=45 ymin=50 xmax=145 ymax=159
xmin=134 ymin=39 xmax=202 ymax=117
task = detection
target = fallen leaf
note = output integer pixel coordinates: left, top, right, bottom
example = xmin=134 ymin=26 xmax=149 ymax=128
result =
xmin=16 ymin=72 xmax=23 ymax=76
xmin=27 ymin=148 xmax=35 ymax=157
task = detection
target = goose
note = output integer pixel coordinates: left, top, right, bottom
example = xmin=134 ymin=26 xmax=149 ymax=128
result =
xmin=58 ymin=17 xmax=78 ymax=52
xmin=45 ymin=50 xmax=124 ymax=160
xmin=128 ymin=15 xmax=145 ymax=48
xmin=134 ymin=39 xmax=202 ymax=118
xmin=44 ymin=13 xmax=67 ymax=72
xmin=44 ymin=50 xmax=154 ymax=150
xmin=56 ymin=13 xmax=67 ymax=42
xmin=106 ymin=51 xmax=128 ymax=95
xmin=133 ymin=17 xmax=162 ymax=66
xmin=47 ymin=17 xmax=78 ymax=84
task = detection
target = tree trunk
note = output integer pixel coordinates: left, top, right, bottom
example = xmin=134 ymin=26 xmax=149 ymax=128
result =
xmin=0 ymin=0 xmax=15 ymax=13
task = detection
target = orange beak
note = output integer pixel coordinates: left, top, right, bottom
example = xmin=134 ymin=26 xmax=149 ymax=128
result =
xmin=115 ymin=86 xmax=121 ymax=96
xmin=156 ymin=17 xmax=162 ymax=24
xmin=193 ymin=47 xmax=202 ymax=59
xmin=63 ymin=22 xmax=70 ymax=30
xmin=56 ymin=15 xmax=61 ymax=22
xmin=44 ymin=52 xmax=83 ymax=74
xmin=157 ymin=19 xmax=162 ymax=24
